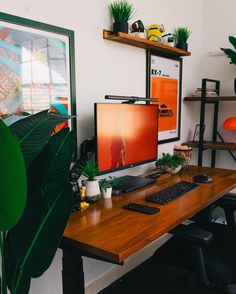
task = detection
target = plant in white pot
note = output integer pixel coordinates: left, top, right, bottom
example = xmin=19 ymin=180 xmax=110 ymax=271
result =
xmin=80 ymin=160 xmax=101 ymax=203
xmin=99 ymin=176 xmax=117 ymax=198
xmin=109 ymin=0 xmax=135 ymax=34
xmin=155 ymin=153 xmax=186 ymax=174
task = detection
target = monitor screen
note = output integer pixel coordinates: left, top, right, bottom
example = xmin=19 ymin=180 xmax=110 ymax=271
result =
xmin=95 ymin=103 xmax=158 ymax=174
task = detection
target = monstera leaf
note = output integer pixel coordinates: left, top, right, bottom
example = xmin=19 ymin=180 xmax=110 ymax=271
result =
xmin=10 ymin=110 xmax=71 ymax=168
xmin=0 ymin=120 xmax=27 ymax=232
xmin=221 ymin=36 xmax=236 ymax=65
xmin=6 ymin=128 xmax=74 ymax=294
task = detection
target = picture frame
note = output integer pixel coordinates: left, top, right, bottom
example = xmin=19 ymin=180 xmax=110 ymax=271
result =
xmin=146 ymin=51 xmax=182 ymax=144
xmin=0 ymin=12 xmax=77 ymax=149
xmin=192 ymin=124 xmax=206 ymax=142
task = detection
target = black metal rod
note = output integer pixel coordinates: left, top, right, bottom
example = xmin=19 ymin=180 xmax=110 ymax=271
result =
xmin=216 ymin=131 xmax=236 ymax=162
xmin=198 ymin=80 xmax=207 ymax=166
xmin=105 ymin=95 xmax=158 ymax=103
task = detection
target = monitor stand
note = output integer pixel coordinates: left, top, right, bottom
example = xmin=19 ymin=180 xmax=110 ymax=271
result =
xmin=113 ymin=175 xmax=155 ymax=194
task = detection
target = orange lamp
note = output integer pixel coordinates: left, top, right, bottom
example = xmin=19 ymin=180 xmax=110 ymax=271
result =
xmin=223 ymin=117 xmax=236 ymax=130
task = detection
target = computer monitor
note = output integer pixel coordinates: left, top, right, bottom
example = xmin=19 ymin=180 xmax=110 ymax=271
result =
xmin=95 ymin=103 xmax=158 ymax=174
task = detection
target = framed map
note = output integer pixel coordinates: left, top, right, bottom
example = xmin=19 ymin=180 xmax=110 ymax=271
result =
xmin=146 ymin=51 xmax=182 ymax=144
xmin=0 ymin=12 xmax=76 ymax=139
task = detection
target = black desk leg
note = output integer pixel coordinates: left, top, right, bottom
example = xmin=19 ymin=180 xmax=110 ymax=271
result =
xmin=62 ymin=247 xmax=85 ymax=294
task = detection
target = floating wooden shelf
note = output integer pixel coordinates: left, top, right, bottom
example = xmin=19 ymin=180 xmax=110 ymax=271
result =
xmin=184 ymin=141 xmax=236 ymax=151
xmin=103 ymin=30 xmax=191 ymax=57
xmin=184 ymin=96 xmax=236 ymax=102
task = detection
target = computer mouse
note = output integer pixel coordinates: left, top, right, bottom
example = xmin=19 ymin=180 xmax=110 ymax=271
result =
xmin=193 ymin=174 xmax=212 ymax=183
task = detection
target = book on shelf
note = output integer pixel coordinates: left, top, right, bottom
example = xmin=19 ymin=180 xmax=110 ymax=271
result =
xmin=192 ymin=88 xmax=218 ymax=97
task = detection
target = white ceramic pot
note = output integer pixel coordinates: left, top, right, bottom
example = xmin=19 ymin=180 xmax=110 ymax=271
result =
xmin=85 ymin=179 xmax=101 ymax=202
xmin=101 ymin=187 xmax=112 ymax=199
xmin=161 ymin=165 xmax=182 ymax=174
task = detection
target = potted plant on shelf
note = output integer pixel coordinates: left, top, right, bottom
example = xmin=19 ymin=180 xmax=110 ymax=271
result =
xmin=109 ymin=0 xmax=135 ymax=34
xmin=155 ymin=153 xmax=186 ymax=174
xmin=174 ymin=27 xmax=191 ymax=51
xmin=99 ymin=176 xmax=117 ymax=198
xmin=221 ymin=35 xmax=236 ymax=94
xmin=79 ymin=160 xmax=101 ymax=203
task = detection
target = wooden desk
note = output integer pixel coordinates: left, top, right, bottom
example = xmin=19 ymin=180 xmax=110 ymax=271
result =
xmin=61 ymin=166 xmax=236 ymax=294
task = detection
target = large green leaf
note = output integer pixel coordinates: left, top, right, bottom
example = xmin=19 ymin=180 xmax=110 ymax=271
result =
xmin=0 ymin=120 xmax=27 ymax=232
xmin=229 ymin=36 xmax=236 ymax=50
xmin=10 ymin=110 xmax=71 ymax=168
xmin=221 ymin=48 xmax=236 ymax=65
xmin=6 ymin=129 xmax=74 ymax=294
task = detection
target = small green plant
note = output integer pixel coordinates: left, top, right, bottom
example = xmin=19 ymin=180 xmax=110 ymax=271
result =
xmin=99 ymin=176 xmax=118 ymax=192
xmin=221 ymin=36 xmax=236 ymax=65
xmin=109 ymin=0 xmax=135 ymax=23
xmin=80 ymin=160 xmax=99 ymax=181
xmin=174 ymin=27 xmax=191 ymax=43
xmin=155 ymin=153 xmax=185 ymax=169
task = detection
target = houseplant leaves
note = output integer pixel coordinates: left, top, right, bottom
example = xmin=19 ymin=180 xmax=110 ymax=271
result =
xmin=0 ymin=120 xmax=27 ymax=232
xmin=10 ymin=109 xmax=71 ymax=168
xmin=6 ymin=128 xmax=74 ymax=294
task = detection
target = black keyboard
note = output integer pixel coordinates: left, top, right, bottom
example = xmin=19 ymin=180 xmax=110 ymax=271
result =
xmin=145 ymin=181 xmax=199 ymax=205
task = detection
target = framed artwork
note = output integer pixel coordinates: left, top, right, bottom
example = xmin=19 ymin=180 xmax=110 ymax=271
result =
xmin=0 ymin=12 xmax=77 ymax=140
xmin=192 ymin=124 xmax=206 ymax=142
xmin=146 ymin=51 xmax=182 ymax=144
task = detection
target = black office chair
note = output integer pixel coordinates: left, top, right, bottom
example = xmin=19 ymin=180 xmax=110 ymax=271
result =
xmin=153 ymin=222 xmax=236 ymax=292
xmin=99 ymin=260 xmax=217 ymax=294
xmin=100 ymin=227 xmax=219 ymax=294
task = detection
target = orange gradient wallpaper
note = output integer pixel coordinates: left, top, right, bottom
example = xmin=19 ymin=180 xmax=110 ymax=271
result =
xmin=96 ymin=104 xmax=158 ymax=172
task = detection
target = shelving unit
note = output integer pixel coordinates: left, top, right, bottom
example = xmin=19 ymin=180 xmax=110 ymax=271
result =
xmin=103 ymin=30 xmax=191 ymax=57
xmin=184 ymin=78 xmax=236 ymax=167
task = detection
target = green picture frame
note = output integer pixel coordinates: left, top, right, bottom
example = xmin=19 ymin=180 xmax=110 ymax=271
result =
xmin=0 ymin=12 xmax=77 ymax=152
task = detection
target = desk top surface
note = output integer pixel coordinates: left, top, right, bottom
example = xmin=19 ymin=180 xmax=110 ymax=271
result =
xmin=63 ymin=166 xmax=236 ymax=263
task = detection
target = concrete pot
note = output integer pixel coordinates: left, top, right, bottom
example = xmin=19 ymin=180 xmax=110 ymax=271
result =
xmin=85 ymin=179 xmax=101 ymax=203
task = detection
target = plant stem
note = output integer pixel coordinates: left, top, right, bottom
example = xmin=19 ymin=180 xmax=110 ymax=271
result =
xmin=0 ymin=232 xmax=7 ymax=294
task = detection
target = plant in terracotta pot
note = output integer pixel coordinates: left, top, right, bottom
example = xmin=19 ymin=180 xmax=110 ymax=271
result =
xmin=99 ymin=176 xmax=117 ymax=198
xmin=79 ymin=160 xmax=101 ymax=203
xmin=221 ymin=36 xmax=236 ymax=94
xmin=174 ymin=27 xmax=191 ymax=51
xmin=109 ymin=0 xmax=135 ymax=34
xmin=155 ymin=153 xmax=186 ymax=174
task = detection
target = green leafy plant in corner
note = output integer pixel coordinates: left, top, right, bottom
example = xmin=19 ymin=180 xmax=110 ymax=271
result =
xmin=155 ymin=153 xmax=186 ymax=169
xmin=109 ymin=0 xmax=135 ymax=23
xmin=99 ymin=177 xmax=118 ymax=192
xmin=79 ymin=160 xmax=99 ymax=181
xmin=174 ymin=27 xmax=191 ymax=43
xmin=0 ymin=110 xmax=75 ymax=294
xmin=221 ymin=36 xmax=236 ymax=65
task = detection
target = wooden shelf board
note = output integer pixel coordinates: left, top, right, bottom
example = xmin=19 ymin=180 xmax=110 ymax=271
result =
xmin=184 ymin=96 xmax=236 ymax=102
xmin=185 ymin=141 xmax=236 ymax=151
xmin=103 ymin=30 xmax=191 ymax=57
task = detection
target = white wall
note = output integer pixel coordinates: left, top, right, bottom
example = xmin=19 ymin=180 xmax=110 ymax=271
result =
xmin=0 ymin=0 xmax=208 ymax=293
xmin=199 ymin=0 xmax=236 ymax=168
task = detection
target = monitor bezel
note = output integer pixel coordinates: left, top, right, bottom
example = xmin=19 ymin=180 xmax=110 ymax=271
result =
xmin=94 ymin=103 xmax=159 ymax=175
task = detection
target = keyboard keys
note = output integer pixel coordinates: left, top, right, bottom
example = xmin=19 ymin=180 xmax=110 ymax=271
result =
xmin=145 ymin=181 xmax=198 ymax=205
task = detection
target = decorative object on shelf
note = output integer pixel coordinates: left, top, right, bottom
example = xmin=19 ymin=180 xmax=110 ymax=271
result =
xmin=146 ymin=52 xmax=182 ymax=144
xmin=174 ymin=27 xmax=191 ymax=51
xmin=99 ymin=176 xmax=118 ymax=198
xmin=223 ymin=117 xmax=236 ymax=136
xmin=0 ymin=12 xmax=77 ymax=154
xmin=147 ymin=24 xmax=165 ymax=42
xmin=192 ymin=124 xmax=206 ymax=142
xmin=130 ymin=19 xmax=145 ymax=38
xmin=163 ymin=33 xmax=175 ymax=47
xmin=173 ymin=145 xmax=192 ymax=169
xmin=0 ymin=110 xmax=74 ymax=294
xmin=155 ymin=153 xmax=185 ymax=174
xmin=192 ymin=87 xmax=218 ymax=97
xmin=220 ymin=36 xmax=236 ymax=94
xmin=109 ymin=0 xmax=135 ymax=34
xmin=79 ymin=160 xmax=101 ymax=203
